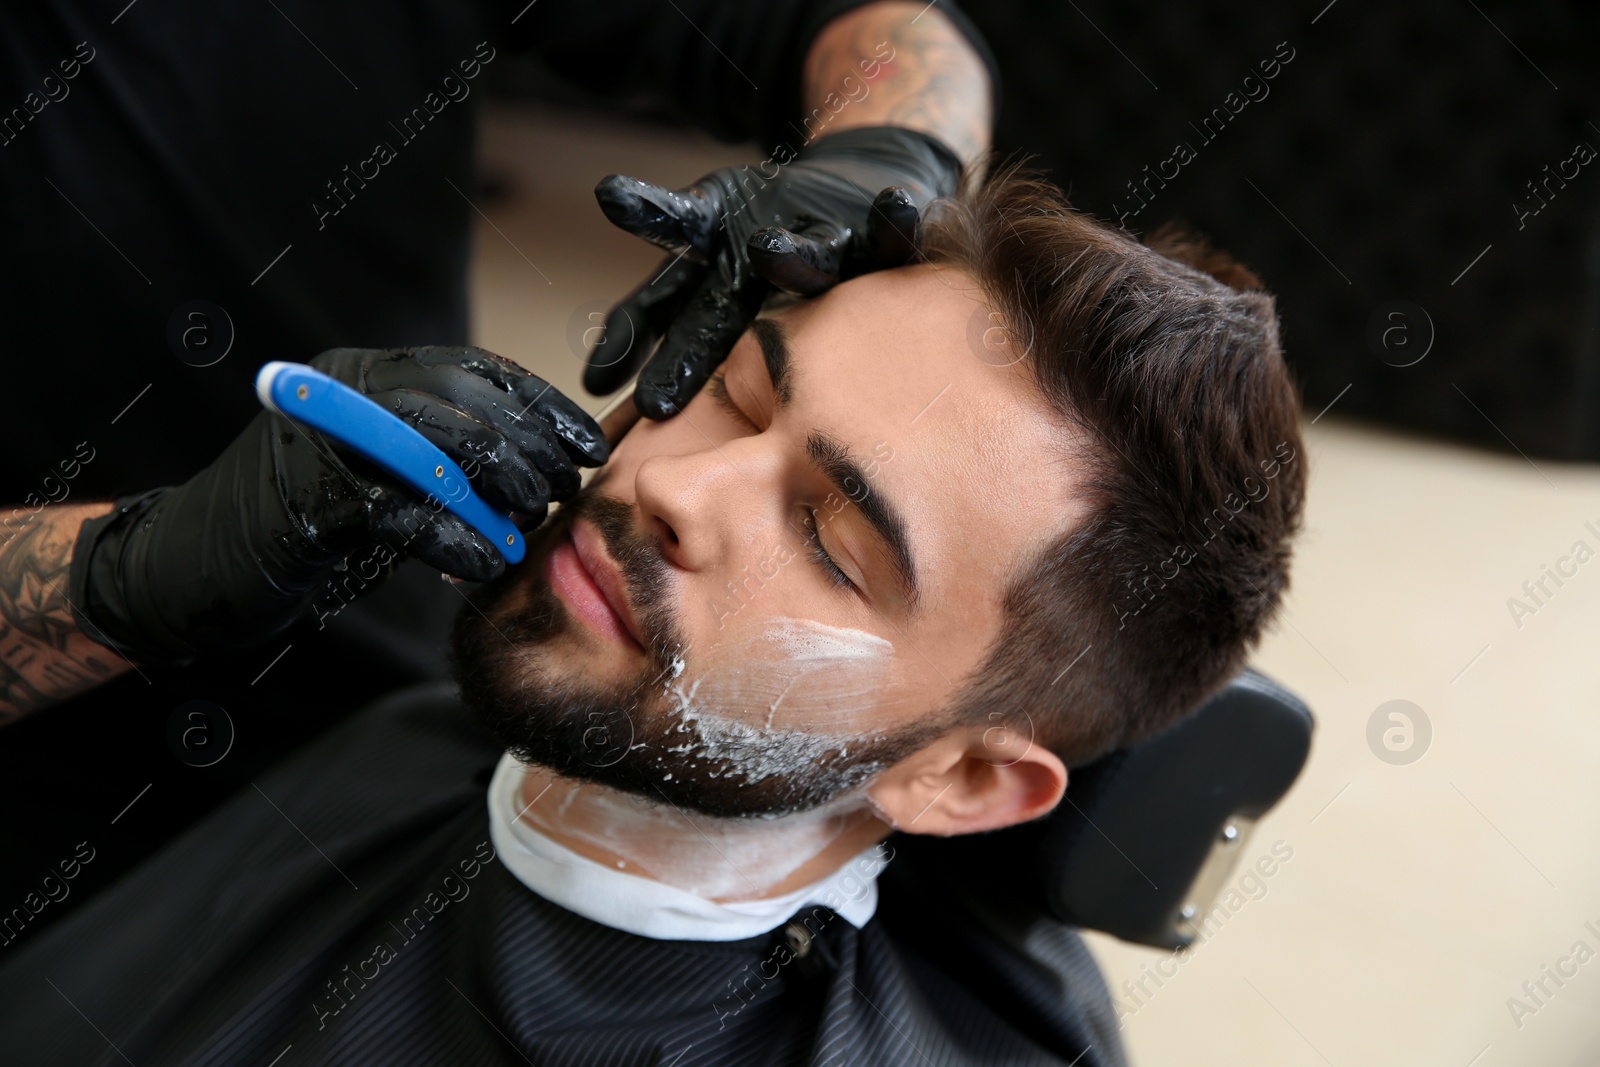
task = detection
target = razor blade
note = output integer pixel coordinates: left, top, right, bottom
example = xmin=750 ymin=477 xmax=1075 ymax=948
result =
xmin=254 ymin=360 xmax=525 ymax=565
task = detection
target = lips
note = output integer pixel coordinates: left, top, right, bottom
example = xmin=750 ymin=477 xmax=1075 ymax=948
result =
xmin=556 ymin=516 xmax=645 ymax=650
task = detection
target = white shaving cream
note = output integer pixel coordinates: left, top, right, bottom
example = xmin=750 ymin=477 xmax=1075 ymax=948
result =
xmin=515 ymin=617 xmax=901 ymax=900
xmin=676 ymin=617 xmax=896 ymax=738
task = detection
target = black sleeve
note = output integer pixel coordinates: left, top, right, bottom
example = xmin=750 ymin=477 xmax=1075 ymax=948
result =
xmin=500 ymin=0 xmax=999 ymax=150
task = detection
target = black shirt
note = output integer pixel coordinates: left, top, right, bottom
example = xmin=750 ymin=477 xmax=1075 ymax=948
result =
xmin=0 ymin=682 xmax=1125 ymax=1066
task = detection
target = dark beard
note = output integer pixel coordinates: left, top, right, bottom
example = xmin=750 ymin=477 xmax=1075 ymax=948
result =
xmin=447 ymin=487 xmax=950 ymax=818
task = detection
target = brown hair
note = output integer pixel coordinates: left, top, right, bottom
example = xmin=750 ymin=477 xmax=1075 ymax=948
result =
xmin=921 ymin=162 xmax=1306 ymax=769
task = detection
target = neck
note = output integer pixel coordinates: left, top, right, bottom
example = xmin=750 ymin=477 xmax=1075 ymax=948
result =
xmin=515 ymin=766 xmax=890 ymax=903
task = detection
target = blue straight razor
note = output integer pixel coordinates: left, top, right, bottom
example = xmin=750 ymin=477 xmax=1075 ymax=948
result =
xmin=255 ymin=361 xmax=525 ymax=564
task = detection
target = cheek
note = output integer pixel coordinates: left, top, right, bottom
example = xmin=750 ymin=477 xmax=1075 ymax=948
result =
xmin=670 ymin=615 xmax=906 ymax=734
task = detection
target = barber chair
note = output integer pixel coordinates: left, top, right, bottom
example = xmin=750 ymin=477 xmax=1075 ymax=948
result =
xmin=898 ymin=668 xmax=1313 ymax=949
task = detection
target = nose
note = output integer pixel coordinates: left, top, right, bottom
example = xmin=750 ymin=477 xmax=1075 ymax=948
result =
xmin=633 ymin=438 xmax=782 ymax=573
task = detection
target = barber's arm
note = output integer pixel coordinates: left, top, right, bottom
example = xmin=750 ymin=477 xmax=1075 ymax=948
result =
xmin=566 ymin=0 xmax=996 ymax=417
xmin=0 ymin=347 xmax=606 ymax=724
xmin=800 ymin=1 xmax=992 ymax=168
xmin=0 ymin=502 xmax=130 ymax=722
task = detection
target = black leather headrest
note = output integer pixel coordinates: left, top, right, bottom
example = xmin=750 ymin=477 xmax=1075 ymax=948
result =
xmin=895 ymin=668 xmax=1313 ymax=948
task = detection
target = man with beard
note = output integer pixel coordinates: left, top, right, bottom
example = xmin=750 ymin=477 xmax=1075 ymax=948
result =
xmin=0 ymin=167 xmax=1305 ymax=1066
xmin=0 ymin=0 xmax=999 ymax=945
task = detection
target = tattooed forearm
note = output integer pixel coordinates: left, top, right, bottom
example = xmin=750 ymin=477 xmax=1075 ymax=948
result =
xmin=0 ymin=502 xmax=132 ymax=724
xmin=803 ymin=1 xmax=993 ymax=169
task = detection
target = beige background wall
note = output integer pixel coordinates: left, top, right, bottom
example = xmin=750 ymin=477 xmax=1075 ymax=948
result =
xmin=469 ymin=101 xmax=1600 ymax=1066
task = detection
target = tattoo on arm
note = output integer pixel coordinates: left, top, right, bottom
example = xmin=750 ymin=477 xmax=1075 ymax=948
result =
xmin=803 ymin=1 xmax=993 ymax=168
xmin=0 ymin=503 xmax=132 ymax=724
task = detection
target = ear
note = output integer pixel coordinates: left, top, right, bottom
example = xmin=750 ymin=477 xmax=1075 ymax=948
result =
xmin=865 ymin=718 xmax=1068 ymax=837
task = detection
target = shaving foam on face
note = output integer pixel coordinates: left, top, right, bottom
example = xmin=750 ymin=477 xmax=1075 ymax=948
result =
xmin=517 ymin=618 xmax=901 ymax=901
xmin=676 ymin=617 xmax=897 ymax=737
xmin=759 ymin=617 xmax=893 ymax=663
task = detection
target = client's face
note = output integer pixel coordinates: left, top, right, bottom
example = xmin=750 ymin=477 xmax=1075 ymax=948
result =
xmin=451 ymin=264 xmax=1082 ymax=818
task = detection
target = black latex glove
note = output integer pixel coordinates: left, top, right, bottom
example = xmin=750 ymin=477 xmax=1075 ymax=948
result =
xmin=584 ymin=125 xmax=964 ymax=419
xmin=69 ymin=346 xmax=608 ymax=665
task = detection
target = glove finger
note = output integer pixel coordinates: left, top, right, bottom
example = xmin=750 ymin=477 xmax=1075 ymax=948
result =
xmin=365 ymin=353 xmax=584 ymax=498
xmin=862 ymin=186 xmax=922 ymax=268
xmin=748 ymin=225 xmax=847 ymax=297
xmin=371 ymin=491 xmax=506 ymax=584
xmin=634 ymin=268 xmax=769 ymax=420
xmin=583 ymin=254 xmax=708 ymax=396
xmin=594 ymin=174 xmax=724 ymax=258
xmin=406 ymin=346 xmax=610 ymax=467
xmin=369 ymin=389 xmax=551 ymax=516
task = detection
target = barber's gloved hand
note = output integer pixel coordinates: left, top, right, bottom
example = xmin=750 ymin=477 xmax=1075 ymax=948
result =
xmin=70 ymin=345 xmax=607 ymax=665
xmin=585 ymin=125 xmax=963 ymax=420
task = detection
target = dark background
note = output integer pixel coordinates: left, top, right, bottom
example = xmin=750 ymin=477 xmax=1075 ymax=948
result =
xmin=503 ymin=0 xmax=1600 ymax=456
xmin=969 ymin=0 xmax=1600 ymax=461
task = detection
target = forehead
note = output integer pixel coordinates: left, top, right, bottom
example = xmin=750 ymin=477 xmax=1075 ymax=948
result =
xmin=727 ymin=263 xmax=1087 ymax=624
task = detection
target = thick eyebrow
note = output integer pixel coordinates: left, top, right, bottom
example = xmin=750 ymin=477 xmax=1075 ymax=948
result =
xmin=751 ymin=317 xmax=793 ymax=406
xmin=805 ymin=432 xmax=920 ymax=612
xmin=751 ymin=318 xmax=921 ymax=612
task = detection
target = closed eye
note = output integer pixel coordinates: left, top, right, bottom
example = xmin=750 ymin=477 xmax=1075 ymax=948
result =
xmin=707 ymin=371 xmax=760 ymax=433
xmin=802 ymin=509 xmax=856 ymax=591
xmin=707 ymin=371 xmax=857 ymax=594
